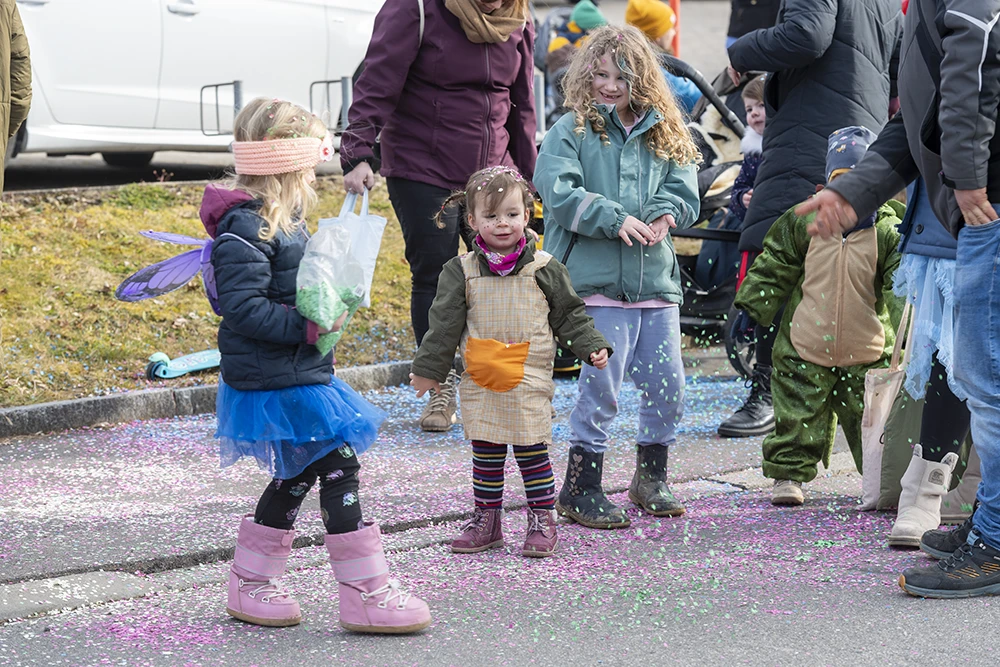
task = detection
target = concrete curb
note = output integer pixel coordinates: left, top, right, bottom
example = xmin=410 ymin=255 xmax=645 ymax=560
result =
xmin=0 ymin=349 xmax=735 ymax=440
xmin=0 ymin=361 xmax=412 ymax=440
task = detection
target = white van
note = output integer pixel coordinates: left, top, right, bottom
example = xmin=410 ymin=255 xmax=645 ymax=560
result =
xmin=9 ymin=0 xmax=382 ymax=167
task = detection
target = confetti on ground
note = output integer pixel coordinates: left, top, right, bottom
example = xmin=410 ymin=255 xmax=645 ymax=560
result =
xmin=2 ymin=374 xmax=985 ymax=666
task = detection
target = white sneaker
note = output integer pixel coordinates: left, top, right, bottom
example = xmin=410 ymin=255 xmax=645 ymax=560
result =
xmin=771 ymin=479 xmax=804 ymax=506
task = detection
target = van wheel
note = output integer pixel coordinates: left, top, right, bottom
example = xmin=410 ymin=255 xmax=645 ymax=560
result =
xmin=102 ymin=152 xmax=154 ymax=169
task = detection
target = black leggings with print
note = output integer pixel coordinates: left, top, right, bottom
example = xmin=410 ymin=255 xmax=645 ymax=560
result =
xmin=254 ymin=444 xmax=362 ymax=535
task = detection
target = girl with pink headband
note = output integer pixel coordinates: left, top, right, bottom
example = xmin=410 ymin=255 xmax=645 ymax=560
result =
xmin=204 ymin=97 xmax=431 ymax=634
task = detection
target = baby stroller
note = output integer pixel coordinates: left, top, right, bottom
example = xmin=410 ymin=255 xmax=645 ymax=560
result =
xmin=664 ymin=55 xmax=757 ymax=379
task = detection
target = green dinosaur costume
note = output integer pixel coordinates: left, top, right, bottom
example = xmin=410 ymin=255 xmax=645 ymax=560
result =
xmin=734 ymin=200 xmax=905 ymax=483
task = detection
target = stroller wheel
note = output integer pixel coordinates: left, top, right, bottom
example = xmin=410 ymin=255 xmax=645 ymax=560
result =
xmin=724 ymin=304 xmax=756 ymax=380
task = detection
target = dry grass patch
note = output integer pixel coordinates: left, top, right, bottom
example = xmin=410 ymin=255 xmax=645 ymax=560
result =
xmin=0 ymin=178 xmax=415 ymax=407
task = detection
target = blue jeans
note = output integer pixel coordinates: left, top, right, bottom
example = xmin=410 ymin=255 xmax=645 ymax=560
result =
xmin=569 ymin=306 xmax=685 ymax=453
xmin=953 ymin=215 xmax=1000 ymax=549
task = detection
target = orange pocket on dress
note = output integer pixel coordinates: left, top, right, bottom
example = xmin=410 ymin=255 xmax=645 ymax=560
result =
xmin=464 ymin=337 xmax=529 ymax=393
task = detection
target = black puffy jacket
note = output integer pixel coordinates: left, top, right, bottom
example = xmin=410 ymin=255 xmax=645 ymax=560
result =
xmin=728 ymin=0 xmax=902 ymax=252
xmin=208 ymin=192 xmax=332 ymax=391
xmin=727 ymin=0 xmax=781 ymax=40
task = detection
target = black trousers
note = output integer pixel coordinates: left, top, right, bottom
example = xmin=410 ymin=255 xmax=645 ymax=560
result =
xmin=254 ymin=446 xmax=362 ymax=535
xmin=920 ymin=356 xmax=971 ymax=462
xmin=754 ymin=306 xmax=783 ymax=368
xmin=386 ymin=177 xmax=474 ymax=347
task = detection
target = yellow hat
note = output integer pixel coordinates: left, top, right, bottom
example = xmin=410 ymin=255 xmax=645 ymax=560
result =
xmin=625 ymin=0 xmax=677 ymax=41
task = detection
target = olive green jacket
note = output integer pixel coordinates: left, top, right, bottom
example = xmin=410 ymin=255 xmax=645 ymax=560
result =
xmin=1 ymin=0 xmax=31 ymax=193
xmin=735 ymin=200 xmax=904 ymax=368
xmin=411 ymin=243 xmax=612 ymax=383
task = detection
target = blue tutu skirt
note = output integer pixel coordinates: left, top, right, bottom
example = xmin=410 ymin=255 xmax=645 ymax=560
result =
xmin=215 ymin=375 xmax=386 ymax=479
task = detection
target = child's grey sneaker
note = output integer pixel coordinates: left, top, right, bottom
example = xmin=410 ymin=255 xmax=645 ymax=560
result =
xmin=771 ymin=479 xmax=804 ymax=506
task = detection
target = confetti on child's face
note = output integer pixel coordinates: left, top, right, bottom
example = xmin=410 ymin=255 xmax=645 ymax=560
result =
xmin=469 ymin=190 xmax=528 ymax=256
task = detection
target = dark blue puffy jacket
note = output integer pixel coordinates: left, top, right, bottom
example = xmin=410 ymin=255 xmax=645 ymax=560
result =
xmin=208 ymin=191 xmax=332 ymax=391
xmin=898 ymin=178 xmax=957 ymax=260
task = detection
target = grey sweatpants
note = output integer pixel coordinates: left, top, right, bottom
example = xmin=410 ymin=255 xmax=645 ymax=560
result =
xmin=569 ymin=306 xmax=685 ymax=453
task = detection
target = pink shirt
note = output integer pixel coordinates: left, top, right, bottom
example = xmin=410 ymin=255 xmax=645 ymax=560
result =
xmin=583 ymin=295 xmax=677 ymax=309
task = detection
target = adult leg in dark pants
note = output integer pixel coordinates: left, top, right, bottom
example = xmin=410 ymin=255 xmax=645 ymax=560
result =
xmin=927 ymin=361 xmax=979 ymax=523
xmin=386 ymin=177 xmax=462 ymax=431
xmin=718 ymin=307 xmax=781 ymax=438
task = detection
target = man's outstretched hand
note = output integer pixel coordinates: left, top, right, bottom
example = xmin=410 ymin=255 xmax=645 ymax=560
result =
xmin=798 ymin=189 xmax=859 ymax=238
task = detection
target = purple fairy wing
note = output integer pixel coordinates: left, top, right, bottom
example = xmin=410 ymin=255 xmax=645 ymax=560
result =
xmin=115 ymin=248 xmax=203 ymax=302
xmin=139 ymin=230 xmax=207 ymax=246
xmin=200 ymin=241 xmax=222 ymax=315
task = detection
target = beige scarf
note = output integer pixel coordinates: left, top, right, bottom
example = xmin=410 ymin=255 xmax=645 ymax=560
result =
xmin=444 ymin=0 xmax=526 ymax=44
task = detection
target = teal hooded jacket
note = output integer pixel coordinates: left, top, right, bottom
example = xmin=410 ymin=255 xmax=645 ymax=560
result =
xmin=536 ymin=106 xmax=700 ymax=305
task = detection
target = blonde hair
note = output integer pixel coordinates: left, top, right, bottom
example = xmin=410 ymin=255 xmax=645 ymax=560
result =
xmin=561 ymin=25 xmax=700 ymax=166
xmin=434 ymin=167 xmax=536 ymax=229
xmin=227 ymin=97 xmax=328 ymax=242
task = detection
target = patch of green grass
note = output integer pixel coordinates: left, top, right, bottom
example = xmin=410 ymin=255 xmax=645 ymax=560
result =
xmin=106 ymin=183 xmax=181 ymax=210
xmin=0 ymin=177 xmax=415 ymax=407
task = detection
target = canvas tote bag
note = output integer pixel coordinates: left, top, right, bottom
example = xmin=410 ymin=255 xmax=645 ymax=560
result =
xmin=859 ymin=303 xmax=913 ymax=510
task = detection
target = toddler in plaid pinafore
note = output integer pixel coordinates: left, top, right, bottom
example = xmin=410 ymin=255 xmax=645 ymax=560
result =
xmin=410 ymin=166 xmax=611 ymax=559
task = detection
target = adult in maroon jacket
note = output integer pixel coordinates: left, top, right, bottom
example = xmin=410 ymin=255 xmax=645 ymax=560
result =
xmin=341 ymin=0 xmax=537 ymax=431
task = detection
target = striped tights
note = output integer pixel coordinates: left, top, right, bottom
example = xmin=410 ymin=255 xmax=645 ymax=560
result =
xmin=471 ymin=440 xmax=555 ymax=510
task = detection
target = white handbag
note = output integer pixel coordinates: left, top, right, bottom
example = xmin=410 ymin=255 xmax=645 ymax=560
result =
xmin=318 ymin=189 xmax=387 ymax=308
xmin=858 ymin=302 xmax=913 ymax=511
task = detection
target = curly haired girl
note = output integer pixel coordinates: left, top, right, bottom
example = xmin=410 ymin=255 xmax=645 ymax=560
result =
xmin=535 ymin=25 xmax=701 ymax=529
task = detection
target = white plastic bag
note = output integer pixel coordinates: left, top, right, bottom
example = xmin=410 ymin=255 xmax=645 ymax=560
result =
xmin=318 ymin=189 xmax=387 ymax=308
xmin=296 ymin=224 xmax=365 ymax=355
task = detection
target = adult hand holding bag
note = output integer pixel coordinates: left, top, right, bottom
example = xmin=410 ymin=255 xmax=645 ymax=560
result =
xmin=319 ymin=189 xmax=387 ymax=308
xmin=858 ymin=302 xmax=912 ymax=511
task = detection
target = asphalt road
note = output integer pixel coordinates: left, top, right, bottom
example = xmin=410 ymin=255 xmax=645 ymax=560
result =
xmin=1 ymin=0 xmax=731 ymax=193
xmin=2 ymin=358 xmax=981 ymax=667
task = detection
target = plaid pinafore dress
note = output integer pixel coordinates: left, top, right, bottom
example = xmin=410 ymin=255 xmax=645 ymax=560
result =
xmin=458 ymin=250 xmax=557 ymax=446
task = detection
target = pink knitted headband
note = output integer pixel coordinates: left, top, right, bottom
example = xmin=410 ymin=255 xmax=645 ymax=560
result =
xmin=232 ymin=134 xmax=333 ymax=176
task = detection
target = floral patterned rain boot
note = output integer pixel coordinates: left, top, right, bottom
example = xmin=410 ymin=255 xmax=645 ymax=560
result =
xmin=556 ymin=446 xmax=630 ymax=529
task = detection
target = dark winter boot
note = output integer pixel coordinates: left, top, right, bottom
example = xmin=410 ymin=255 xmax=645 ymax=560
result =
xmin=717 ymin=365 xmax=775 ymax=438
xmin=556 ymin=446 xmax=631 ymax=529
xmin=628 ymin=445 xmax=686 ymax=517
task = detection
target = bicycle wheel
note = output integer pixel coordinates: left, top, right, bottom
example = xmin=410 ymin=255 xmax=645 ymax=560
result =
xmin=724 ymin=304 xmax=755 ymax=379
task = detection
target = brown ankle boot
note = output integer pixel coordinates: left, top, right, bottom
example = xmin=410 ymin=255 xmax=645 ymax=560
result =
xmin=451 ymin=508 xmax=504 ymax=553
